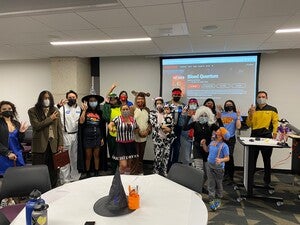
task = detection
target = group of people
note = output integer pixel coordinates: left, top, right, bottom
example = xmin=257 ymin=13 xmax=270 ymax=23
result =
xmin=0 ymin=87 xmax=279 ymax=212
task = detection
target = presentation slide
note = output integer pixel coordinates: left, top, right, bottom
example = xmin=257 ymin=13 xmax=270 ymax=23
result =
xmin=161 ymin=55 xmax=259 ymax=115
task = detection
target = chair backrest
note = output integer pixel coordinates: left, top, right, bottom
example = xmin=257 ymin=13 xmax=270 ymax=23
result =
xmin=167 ymin=163 xmax=204 ymax=193
xmin=0 ymin=211 xmax=10 ymax=225
xmin=0 ymin=165 xmax=51 ymax=201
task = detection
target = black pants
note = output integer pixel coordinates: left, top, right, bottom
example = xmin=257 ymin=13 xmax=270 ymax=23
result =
xmin=32 ymin=143 xmax=57 ymax=188
xmin=225 ymin=136 xmax=236 ymax=180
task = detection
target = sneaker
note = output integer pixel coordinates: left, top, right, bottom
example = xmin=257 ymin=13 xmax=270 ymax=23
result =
xmin=214 ymin=199 xmax=221 ymax=210
xmin=209 ymin=200 xmax=216 ymax=211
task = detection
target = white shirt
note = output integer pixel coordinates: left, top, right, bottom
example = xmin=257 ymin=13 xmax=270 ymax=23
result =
xmin=59 ymin=104 xmax=81 ymax=133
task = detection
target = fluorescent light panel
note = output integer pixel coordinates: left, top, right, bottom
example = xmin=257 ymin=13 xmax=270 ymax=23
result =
xmin=276 ymin=28 xmax=300 ymax=33
xmin=50 ymin=38 xmax=152 ymax=46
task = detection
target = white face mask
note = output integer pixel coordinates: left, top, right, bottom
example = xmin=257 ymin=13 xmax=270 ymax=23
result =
xmin=199 ymin=116 xmax=208 ymax=124
xmin=257 ymin=97 xmax=267 ymax=105
xmin=189 ymin=104 xmax=197 ymax=110
xmin=43 ymin=99 xmax=50 ymax=107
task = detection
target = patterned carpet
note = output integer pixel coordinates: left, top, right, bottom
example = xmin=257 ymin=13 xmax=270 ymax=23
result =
xmin=204 ymin=170 xmax=300 ymax=225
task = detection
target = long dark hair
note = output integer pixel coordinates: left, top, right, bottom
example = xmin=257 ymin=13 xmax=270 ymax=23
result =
xmin=0 ymin=100 xmax=18 ymax=120
xmin=203 ymin=98 xmax=216 ymax=115
xmin=35 ymin=90 xmax=56 ymax=120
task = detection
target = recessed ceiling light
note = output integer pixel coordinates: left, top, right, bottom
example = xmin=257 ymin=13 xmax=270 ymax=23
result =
xmin=202 ymin=25 xmax=218 ymax=31
xmin=275 ymin=28 xmax=300 ymax=33
xmin=50 ymin=38 xmax=152 ymax=46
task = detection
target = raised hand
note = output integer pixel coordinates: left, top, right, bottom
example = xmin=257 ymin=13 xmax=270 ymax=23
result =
xmin=19 ymin=121 xmax=29 ymax=133
xmin=50 ymin=111 xmax=59 ymax=120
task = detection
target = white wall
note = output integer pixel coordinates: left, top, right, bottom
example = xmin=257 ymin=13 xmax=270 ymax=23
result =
xmin=234 ymin=49 xmax=300 ymax=170
xmin=0 ymin=59 xmax=51 ymax=123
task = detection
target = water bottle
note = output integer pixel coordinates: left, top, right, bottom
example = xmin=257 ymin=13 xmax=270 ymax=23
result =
xmin=26 ymin=190 xmax=45 ymax=225
xmin=31 ymin=203 xmax=49 ymax=225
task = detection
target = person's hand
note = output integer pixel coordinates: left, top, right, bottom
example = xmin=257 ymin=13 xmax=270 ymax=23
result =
xmin=216 ymin=105 xmax=223 ymax=112
xmin=100 ymin=139 xmax=104 ymax=146
xmin=58 ymin=99 xmax=68 ymax=107
xmin=200 ymin=139 xmax=206 ymax=146
xmin=111 ymin=83 xmax=117 ymax=90
xmin=50 ymin=111 xmax=59 ymax=120
xmin=161 ymin=125 xmax=171 ymax=133
xmin=57 ymin=145 xmax=64 ymax=152
xmin=187 ymin=109 xmax=195 ymax=117
xmin=272 ymin=133 xmax=277 ymax=139
xmin=19 ymin=121 xmax=29 ymax=133
xmin=215 ymin=157 xmax=222 ymax=164
xmin=81 ymin=101 xmax=88 ymax=111
xmin=216 ymin=111 xmax=222 ymax=119
xmin=237 ymin=109 xmax=241 ymax=118
xmin=139 ymin=129 xmax=148 ymax=138
xmin=248 ymin=104 xmax=256 ymax=116
xmin=8 ymin=152 xmax=17 ymax=161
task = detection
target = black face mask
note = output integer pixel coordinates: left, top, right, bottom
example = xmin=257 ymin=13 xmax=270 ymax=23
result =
xmin=224 ymin=106 xmax=234 ymax=112
xmin=173 ymin=97 xmax=180 ymax=102
xmin=67 ymin=99 xmax=76 ymax=106
xmin=1 ymin=110 xmax=13 ymax=118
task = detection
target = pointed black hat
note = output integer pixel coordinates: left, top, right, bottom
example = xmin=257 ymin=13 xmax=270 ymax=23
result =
xmin=93 ymin=170 xmax=134 ymax=217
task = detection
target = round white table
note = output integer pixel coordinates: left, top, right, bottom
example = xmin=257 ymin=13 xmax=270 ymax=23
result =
xmin=11 ymin=174 xmax=208 ymax=225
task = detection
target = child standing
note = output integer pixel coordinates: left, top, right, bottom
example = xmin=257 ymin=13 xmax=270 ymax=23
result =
xmin=201 ymin=127 xmax=230 ymax=211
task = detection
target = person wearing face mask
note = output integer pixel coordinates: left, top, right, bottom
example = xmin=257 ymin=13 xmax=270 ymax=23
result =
xmin=79 ymin=93 xmax=105 ymax=177
xmin=28 ymin=90 xmax=64 ymax=187
xmin=166 ymin=88 xmax=186 ymax=170
xmin=203 ymin=98 xmax=224 ymax=127
xmin=108 ymin=104 xmax=139 ymax=174
xmin=149 ymin=97 xmax=175 ymax=177
xmin=221 ymin=100 xmax=242 ymax=184
xmin=0 ymin=101 xmax=28 ymax=176
xmin=246 ymin=91 xmax=279 ymax=189
xmin=182 ymin=106 xmax=219 ymax=191
xmin=105 ymin=83 xmax=133 ymax=106
xmin=102 ymin=93 xmax=122 ymax=173
xmin=178 ymin=98 xmax=199 ymax=165
xmin=130 ymin=91 xmax=151 ymax=175
xmin=58 ymin=90 xmax=82 ymax=184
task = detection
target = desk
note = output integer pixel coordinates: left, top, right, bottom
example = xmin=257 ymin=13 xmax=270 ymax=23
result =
xmin=289 ymin=134 xmax=300 ymax=174
xmin=11 ymin=174 xmax=208 ymax=225
xmin=238 ymin=137 xmax=284 ymax=205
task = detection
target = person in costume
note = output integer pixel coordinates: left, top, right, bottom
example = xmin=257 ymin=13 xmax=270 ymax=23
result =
xmin=108 ymin=104 xmax=139 ymax=174
xmin=28 ymin=90 xmax=63 ymax=187
xmin=78 ymin=93 xmax=104 ymax=177
xmin=0 ymin=101 xmax=28 ymax=175
xmin=149 ymin=97 xmax=175 ymax=177
xmin=102 ymin=92 xmax=122 ymax=173
xmin=58 ymin=90 xmax=82 ymax=184
xmin=130 ymin=91 xmax=151 ymax=175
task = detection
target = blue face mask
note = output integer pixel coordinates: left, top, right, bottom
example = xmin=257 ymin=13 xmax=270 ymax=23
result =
xmin=89 ymin=101 xmax=98 ymax=108
xmin=199 ymin=116 xmax=208 ymax=124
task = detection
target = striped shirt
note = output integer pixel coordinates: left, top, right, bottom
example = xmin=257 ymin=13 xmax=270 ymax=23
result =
xmin=113 ymin=116 xmax=138 ymax=143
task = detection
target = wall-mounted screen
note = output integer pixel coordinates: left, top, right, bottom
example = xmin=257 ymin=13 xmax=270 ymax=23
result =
xmin=161 ymin=54 xmax=260 ymax=115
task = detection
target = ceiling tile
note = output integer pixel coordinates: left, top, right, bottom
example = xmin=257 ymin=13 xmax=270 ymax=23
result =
xmin=143 ymin=23 xmax=189 ymax=37
xmin=188 ymin=19 xmax=235 ymax=35
xmin=233 ymin=16 xmax=290 ymax=34
xmin=101 ymin=26 xmax=148 ymax=38
xmin=0 ymin=16 xmax=53 ymax=33
xmin=31 ymin=13 xmax=95 ymax=31
xmin=77 ymin=8 xmax=139 ymax=28
xmin=128 ymin=3 xmax=185 ymax=26
xmin=152 ymin=36 xmax=192 ymax=53
xmin=120 ymin=0 xmax=180 ymax=7
xmin=184 ymin=0 xmax=243 ymax=22
xmin=60 ymin=29 xmax=110 ymax=40
xmin=240 ymin=0 xmax=300 ymax=18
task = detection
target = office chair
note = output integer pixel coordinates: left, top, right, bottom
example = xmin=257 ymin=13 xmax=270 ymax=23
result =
xmin=0 ymin=165 xmax=51 ymax=222
xmin=0 ymin=211 xmax=10 ymax=225
xmin=167 ymin=163 xmax=204 ymax=193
